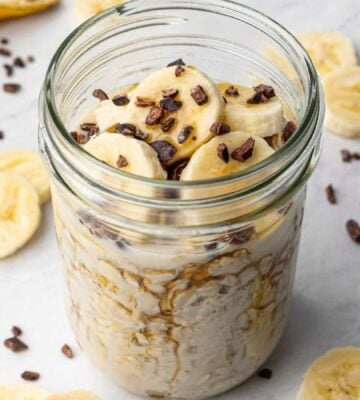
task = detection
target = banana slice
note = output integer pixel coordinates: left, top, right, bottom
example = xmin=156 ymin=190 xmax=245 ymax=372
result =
xmin=46 ymin=391 xmax=100 ymax=400
xmin=323 ymin=66 xmax=360 ymax=137
xmin=0 ymin=150 xmax=50 ymax=205
xmin=218 ymin=83 xmax=285 ymax=137
xmin=0 ymin=0 xmax=58 ymax=20
xmin=94 ymin=84 xmax=137 ymax=132
xmin=298 ymin=347 xmax=360 ymax=400
xmin=298 ymin=32 xmax=357 ymax=77
xmin=0 ymin=386 xmax=48 ymax=400
xmin=181 ymin=131 xmax=274 ymax=180
xmin=125 ymin=66 xmax=225 ymax=163
xmin=84 ymin=133 xmax=167 ymax=179
xmin=0 ymin=172 xmax=41 ymax=259
xmin=74 ymin=0 xmax=126 ymax=22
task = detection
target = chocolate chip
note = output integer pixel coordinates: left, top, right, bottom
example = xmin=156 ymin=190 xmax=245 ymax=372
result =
xmin=258 ymin=368 xmax=272 ymax=379
xmin=175 ymin=66 xmax=185 ymax=77
xmin=178 ymin=125 xmax=193 ymax=144
xmin=263 ymin=134 xmax=278 ymax=148
xmin=225 ymin=85 xmax=239 ymax=96
xmin=150 ymin=141 xmax=177 ymax=165
xmin=3 ymin=83 xmax=21 ymax=93
xmin=21 ymin=371 xmax=40 ymax=381
xmin=346 ymin=220 xmax=360 ymax=243
xmin=217 ymin=143 xmax=229 ymax=163
xmin=27 ymin=55 xmax=35 ymax=63
xmin=210 ymin=122 xmax=231 ymax=135
xmin=4 ymin=337 xmax=28 ymax=352
xmin=13 ymin=57 xmax=25 ymax=68
xmin=92 ymin=89 xmax=108 ymax=101
xmin=116 ymin=155 xmax=128 ymax=168
xmin=0 ymin=48 xmax=11 ymax=57
xmin=341 ymin=149 xmax=352 ymax=162
xmin=225 ymin=227 xmax=255 ymax=244
xmin=11 ymin=326 xmax=22 ymax=336
xmin=70 ymin=131 xmax=89 ymax=144
xmin=61 ymin=344 xmax=74 ymax=359
xmin=325 ymin=184 xmax=336 ymax=204
xmin=190 ymin=85 xmax=208 ymax=106
xmin=231 ymin=137 xmax=255 ymax=162
xmin=167 ymin=59 xmax=186 ymax=67
xmin=135 ymin=97 xmax=156 ymax=107
xmin=160 ymin=97 xmax=182 ymax=112
xmin=160 ymin=117 xmax=176 ymax=132
xmin=80 ymin=123 xmax=99 ymax=136
xmin=162 ymin=89 xmax=178 ymax=98
xmin=4 ymin=64 xmax=13 ymax=77
xmin=146 ymin=106 xmax=164 ymax=125
xmin=112 ymin=94 xmax=130 ymax=106
xmin=167 ymin=158 xmax=189 ymax=180
xmin=283 ymin=121 xmax=297 ymax=142
xmin=1 ymin=38 xmax=8 ymax=45
xmin=0 ymin=131 xmax=4 ymax=140
xmin=247 ymin=84 xmax=276 ymax=104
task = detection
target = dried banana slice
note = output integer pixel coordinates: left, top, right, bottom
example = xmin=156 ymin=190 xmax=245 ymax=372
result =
xmin=0 ymin=0 xmax=59 ymax=20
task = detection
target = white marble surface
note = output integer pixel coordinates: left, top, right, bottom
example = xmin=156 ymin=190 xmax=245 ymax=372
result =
xmin=0 ymin=1 xmax=359 ymax=399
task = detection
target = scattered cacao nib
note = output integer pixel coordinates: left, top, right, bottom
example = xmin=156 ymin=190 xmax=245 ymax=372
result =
xmin=11 ymin=326 xmax=22 ymax=336
xmin=0 ymin=131 xmax=3 ymax=140
xmin=146 ymin=106 xmax=164 ymax=125
xmin=210 ymin=122 xmax=231 ymax=136
xmin=92 ymin=89 xmax=108 ymax=101
xmin=4 ymin=64 xmax=13 ymax=77
xmin=114 ymin=123 xmax=148 ymax=140
xmin=346 ymin=220 xmax=360 ymax=244
xmin=246 ymin=91 xmax=263 ymax=104
xmin=190 ymin=85 xmax=208 ymax=106
xmin=61 ymin=344 xmax=74 ymax=359
xmin=0 ymin=48 xmax=11 ymax=57
xmin=167 ymin=159 xmax=189 ymax=180
xmin=263 ymin=134 xmax=278 ymax=148
xmin=21 ymin=371 xmax=40 ymax=381
xmin=222 ymin=96 xmax=228 ymax=104
xmin=160 ymin=117 xmax=176 ymax=132
xmin=1 ymin=38 xmax=8 ymax=45
xmin=231 ymin=137 xmax=255 ymax=162
xmin=13 ymin=57 xmax=25 ymax=68
xmin=112 ymin=94 xmax=130 ymax=106
xmin=283 ymin=121 xmax=297 ymax=142
xmin=27 ymin=55 xmax=35 ymax=63
xmin=135 ymin=97 xmax=155 ymax=107
xmin=353 ymin=152 xmax=360 ymax=160
xmin=258 ymin=368 xmax=272 ymax=379
xmin=178 ymin=125 xmax=193 ymax=144
xmin=225 ymin=85 xmax=239 ymax=96
xmin=325 ymin=184 xmax=336 ymax=205
xmin=167 ymin=59 xmax=186 ymax=67
xmin=3 ymin=83 xmax=21 ymax=93
xmin=150 ymin=140 xmax=177 ymax=165
xmin=341 ymin=149 xmax=352 ymax=163
xmin=116 ymin=155 xmax=128 ymax=168
xmin=162 ymin=88 xmax=178 ymax=98
xmin=247 ymin=84 xmax=275 ymax=104
xmin=80 ymin=123 xmax=99 ymax=136
xmin=217 ymin=143 xmax=229 ymax=163
xmin=160 ymin=97 xmax=182 ymax=112
xmin=175 ymin=66 xmax=185 ymax=77
xmin=70 ymin=131 xmax=89 ymax=144
xmin=4 ymin=337 xmax=28 ymax=352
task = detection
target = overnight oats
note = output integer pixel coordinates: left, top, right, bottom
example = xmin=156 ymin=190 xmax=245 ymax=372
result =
xmin=39 ymin=1 xmax=324 ymax=399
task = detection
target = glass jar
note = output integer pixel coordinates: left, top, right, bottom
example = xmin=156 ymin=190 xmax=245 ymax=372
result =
xmin=39 ymin=1 xmax=324 ymax=399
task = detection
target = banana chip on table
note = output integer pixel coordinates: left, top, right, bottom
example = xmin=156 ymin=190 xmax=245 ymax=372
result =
xmin=74 ymin=0 xmax=127 ymax=22
xmin=0 ymin=0 xmax=59 ymax=20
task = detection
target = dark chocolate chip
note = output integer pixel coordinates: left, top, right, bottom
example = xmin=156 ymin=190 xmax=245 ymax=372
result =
xmin=246 ymin=91 xmax=264 ymax=104
xmin=255 ymin=84 xmax=275 ymax=98
xmin=80 ymin=123 xmax=99 ymax=136
xmin=175 ymin=66 xmax=185 ymax=77
xmin=167 ymin=59 xmax=186 ymax=67
xmin=116 ymin=155 xmax=128 ymax=168
xmin=93 ymin=89 xmax=109 ymax=101
xmin=160 ymin=97 xmax=182 ymax=112
xmin=210 ymin=122 xmax=231 ymax=136
xmin=225 ymin=85 xmax=239 ymax=96
xmin=4 ymin=337 xmax=28 ymax=352
xmin=70 ymin=131 xmax=89 ymax=144
xmin=0 ymin=48 xmax=11 ymax=57
xmin=178 ymin=125 xmax=193 ymax=144
xmin=11 ymin=326 xmax=22 ymax=336
xmin=231 ymin=137 xmax=255 ymax=162
xmin=146 ymin=106 xmax=164 ymax=125
xmin=283 ymin=121 xmax=297 ymax=142
xmin=325 ymin=184 xmax=336 ymax=205
xmin=61 ymin=344 xmax=74 ymax=359
xmin=217 ymin=143 xmax=229 ymax=163
xmin=160 ymin=117 xmax=176 ymax=132
xmin=190 ymin=85 xmax=208 ymax=106
xmin=341 ymin=149 xmax=352 ymax=162
xmin=167 ymin=159 xmax=189 ymax=180
xmin=346 ymin=220 xmax=360 ymax=243
xmin=162 ymin=89 xmax=178 ymax=98
xmin=3 ymin=83 xmax=21 ymax=93
xmin=135 ymin=97 xmax=156 ymax=107
xmin=13 ymin=57 xmax=25 ymax=68
xmin=21 ymin=371 xmax=40 ymax=381
xmin=258 ymin=368 xmax=272 ymax=379
xmin=112 ymin=94 xmax=130 ymax=106
xmin=150 ymin=140 xmax=177 ymax=165
xmin=4 ymin=64 xmax=13 ymax=77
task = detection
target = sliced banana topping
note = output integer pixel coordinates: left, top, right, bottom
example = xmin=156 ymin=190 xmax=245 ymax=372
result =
xmin=74 ymin=0 xmax=126 ymax=22
xmin=46 ymin=391 xmax=100 ymax=400
xmin=0 ymin=385 xmax=48 ymax=400
xmin=84 ymin=133 xmax=167 ymax=179
xmin=323 ymin=66 xmax=360 ymax=137
xmin=0 ymin=171 xmax=41 ymax=259
xmin=298 ymin=347 xmax=360 ymax=400
xmin=125 ymin=65 xmax=225 ymax=163
xmin=298 ymin=32 xmax=357 ymax=77
xmin=218 ymin=83 xmax=285 ymax=137
xmin=0 ymin=150 xmax=50 ymax=205
xmin=181 ymin=131 xmax=274 ymax=181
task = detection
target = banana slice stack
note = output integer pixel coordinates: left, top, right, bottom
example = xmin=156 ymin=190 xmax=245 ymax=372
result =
xmin=0 ymin=0 xmax=59 ymax=20
xmin=298 ymin=32 xmax=360 ymax=137
xmin=0 ymin=386 xmax=99 ymax=400
xmin=0 ymin=150 xmax=50 ymax=260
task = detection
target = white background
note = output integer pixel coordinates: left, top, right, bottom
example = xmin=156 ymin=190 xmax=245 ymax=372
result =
xmin=0 ymin=1 xmax=360 ymax=399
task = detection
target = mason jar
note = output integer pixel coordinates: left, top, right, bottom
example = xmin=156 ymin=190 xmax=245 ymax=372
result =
xmin=39 ymin=1 xmax=324 ymax=399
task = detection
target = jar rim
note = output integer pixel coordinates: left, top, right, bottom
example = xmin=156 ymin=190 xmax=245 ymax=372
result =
xmin=42 ymin=0 xmax=322 ymax=191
